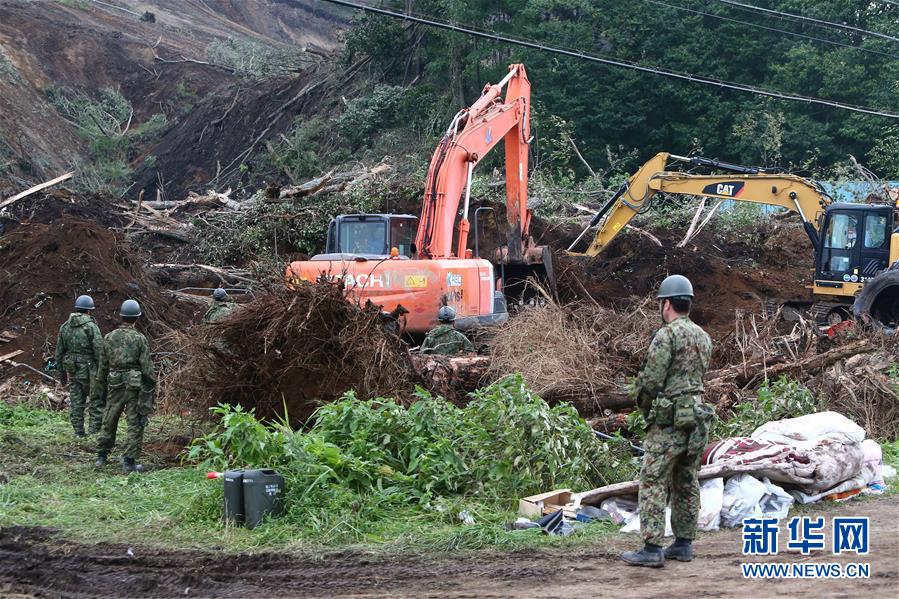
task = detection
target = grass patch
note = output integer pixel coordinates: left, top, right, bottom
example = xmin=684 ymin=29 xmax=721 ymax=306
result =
xmin=0 ymin=385 xmax=625 ymax=555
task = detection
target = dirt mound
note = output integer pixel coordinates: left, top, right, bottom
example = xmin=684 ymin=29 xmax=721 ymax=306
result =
xmin=0 ymin=188 xmax=125 ymax=231
xmin=556 ymin=224 xmax=813 ymax=335
xmin=0 ymin=217 xmax=199 ymax=374
xmin=159 ymin=282 xmax=412 ymax=424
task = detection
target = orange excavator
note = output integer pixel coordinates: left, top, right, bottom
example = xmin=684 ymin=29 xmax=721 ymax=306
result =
xmin=286 ymin=64 xmax=552 ymax=334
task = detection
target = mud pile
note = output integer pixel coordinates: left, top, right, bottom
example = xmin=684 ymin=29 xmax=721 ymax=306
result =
xmin=555 ymin=223 xmax=813 ymax=335
xmin=0 ymin=216 xmax=199 ymax=372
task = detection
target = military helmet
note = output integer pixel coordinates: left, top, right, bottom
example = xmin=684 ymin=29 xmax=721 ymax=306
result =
xmin=437 ymin=305 xmax=456 ymax=322
xmin=120 ymin=299 xmax=142 ymax=317
xmin=74 ymin=295 xmax=95 ymax=310
xmin=212 ymin=288 xmax=228 ymax=301
xmin=657 ymin=274 xmax=694 ymax=300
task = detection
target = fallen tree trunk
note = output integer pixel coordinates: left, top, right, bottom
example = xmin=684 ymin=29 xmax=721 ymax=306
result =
xmin=705 ymin=339 xmax=873 ymax=389
xmin=411 ymin=354 xmax=491 ymax=401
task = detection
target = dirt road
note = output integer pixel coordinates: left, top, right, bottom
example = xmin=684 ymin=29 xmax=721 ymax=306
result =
xmin=1 ymin=495 xmax=896 ymax=598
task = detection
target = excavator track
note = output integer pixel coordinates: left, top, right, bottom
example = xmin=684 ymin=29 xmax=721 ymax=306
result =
xmin=763 ymin=298 xmax=850 ymax=326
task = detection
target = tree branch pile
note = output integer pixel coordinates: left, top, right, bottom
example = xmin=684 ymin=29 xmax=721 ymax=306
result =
xmin=487 ymin=297 xmax=657 ymax=409
xmin=157 ymin=281 xmax=412 ymax=424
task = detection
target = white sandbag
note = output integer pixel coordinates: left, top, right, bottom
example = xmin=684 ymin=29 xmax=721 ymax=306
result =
xmin=622 ymin=507 xmax=673 ymax=537
xmin=758 ymin=477 xmax=793 ymax=519
xmin=721 ymin=474 xmax=766 ymax=528
xmin=861 ymin=439 xmax=884 ymax=487
xmin=698 ymin=477 xmax=724 ymax=531
xmin=751 ymin=411 xmax=865 ymax=446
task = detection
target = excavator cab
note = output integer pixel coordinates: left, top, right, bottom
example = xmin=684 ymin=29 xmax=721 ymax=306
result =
xmin=816 ymin=204 xmax=892 ymax=287
xmin=316 ymin=214 xmax=418 ymax=260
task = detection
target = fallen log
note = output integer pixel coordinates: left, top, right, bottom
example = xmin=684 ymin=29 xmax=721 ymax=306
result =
xmin=163 ymin=290 xmax=212 ymax=306
xmin=411 ymin=354 xmax=491 ymax=401
xmin=151 ymin=263 xmax=256 ymax=285
xmin=273 ymin=173 xmax=333 ymax=201
xmin=705 ymin=338 xmax=873 ymax=389
xmin=0 ymin=172 xmax=74 ymax=210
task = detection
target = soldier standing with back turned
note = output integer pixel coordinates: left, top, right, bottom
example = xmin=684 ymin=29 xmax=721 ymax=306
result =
xmin=621 ymin=275 xmax=713 ymax=568
xmin=55 ymin=295 xmax=105 ymax=436
xmin=95 ymin=300 xmax=156 ymax=474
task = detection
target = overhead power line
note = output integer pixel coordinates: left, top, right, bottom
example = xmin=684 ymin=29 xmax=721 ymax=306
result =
xmin=717 ymin=0 xmax=899 ymax=44
xmin=644 ymin=0 xmax=898 ymax=59
xmin=318 ymin=0 xmax=899 ymax=119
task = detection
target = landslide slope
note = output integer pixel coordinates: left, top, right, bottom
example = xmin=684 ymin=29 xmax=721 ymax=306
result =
xmin=0 ymin=0 xmax=342 ymax=190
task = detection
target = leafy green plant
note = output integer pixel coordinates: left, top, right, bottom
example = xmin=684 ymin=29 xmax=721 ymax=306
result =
xmin=336 ymin=85 xmax=407 ymax=149
xmin=189 ymin=375 xmax=638 ymax=514
xmin=712 ymin=376 xmax=817 ymax=439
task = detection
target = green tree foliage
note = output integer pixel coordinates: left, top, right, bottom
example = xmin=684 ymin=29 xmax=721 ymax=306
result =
xmin=342 ymin=0 xmax=899 ymax=177
xmin=47 ymin=87 xmax=166 ymax=194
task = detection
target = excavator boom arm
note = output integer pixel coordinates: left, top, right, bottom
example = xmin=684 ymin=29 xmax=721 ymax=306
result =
xmin=415 ymin=64 xmax=531 ymax=260
xmin=574 ymin=152 xmax=831 ymax=256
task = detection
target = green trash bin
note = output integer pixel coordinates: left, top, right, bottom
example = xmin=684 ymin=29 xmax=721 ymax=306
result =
xmin=223 ymin=470 xmax=245 ymax=526
xmin=242 ymin=468 xmax=285 ymax=529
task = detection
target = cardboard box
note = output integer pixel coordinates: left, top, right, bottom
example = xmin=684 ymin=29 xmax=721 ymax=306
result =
xmin=518 ymin=489 xmax=573 ymax=518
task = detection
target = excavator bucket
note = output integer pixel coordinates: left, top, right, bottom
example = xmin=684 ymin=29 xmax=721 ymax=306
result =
xmin=500 ymin=244 xmax=557 ymax=305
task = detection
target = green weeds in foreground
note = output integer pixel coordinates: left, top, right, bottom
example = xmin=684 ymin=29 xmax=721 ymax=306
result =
xmin=0 ymin=382 xmax=625 ymax=555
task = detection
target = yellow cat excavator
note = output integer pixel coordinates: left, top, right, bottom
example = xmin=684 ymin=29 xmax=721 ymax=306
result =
xmin=567 ymin=152 xmax=899 ymax=329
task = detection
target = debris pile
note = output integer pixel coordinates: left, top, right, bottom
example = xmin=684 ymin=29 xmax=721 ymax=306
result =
xmin=554 ymin=224 xmax=812 ymax=335
xmin=158 ymin=281 xmax=413 ymax=423
xmin=488 ymin=298 xmax=656 ymax=409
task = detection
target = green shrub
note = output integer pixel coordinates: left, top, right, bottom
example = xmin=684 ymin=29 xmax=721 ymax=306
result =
xmin=336 ymin=85 xmax=407 ymax=149
xmin=46 ymin=87 xmax=166 ymax=194
xmin=188 ymin=375 xmax=638 ymax=512
xmin=206 ymin=38 xmax=308 ymax=80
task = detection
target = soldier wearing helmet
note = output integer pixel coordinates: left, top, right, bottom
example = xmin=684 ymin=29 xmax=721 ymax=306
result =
xmin=54 ymin=294 xmax=105 ymax=436
xmin=621 ymin=274 xmax=713 ymax=568
xmin=95 ymin=299 xmax=156 ymax=474
xmin=419 ymin=306 xmax=475 ymax=355
xmin=203 ymin=287 xmax=239 ymax=323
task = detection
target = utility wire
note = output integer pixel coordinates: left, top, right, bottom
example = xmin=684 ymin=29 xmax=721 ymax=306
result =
xmin=319 ymin=0 xmax=899 ymax=119
xmin=717 ymin=0 xmax=899 ymax=44
xmin=643 ymin=0 xmax=898 ymax=59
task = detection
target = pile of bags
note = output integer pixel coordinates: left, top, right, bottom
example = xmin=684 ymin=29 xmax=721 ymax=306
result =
xmin=609 ymin=411 xmax=892 ymax=534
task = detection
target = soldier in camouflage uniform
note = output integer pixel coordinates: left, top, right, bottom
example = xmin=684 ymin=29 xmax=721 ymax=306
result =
xmin=95 ymin=300 xmax=156 ymax=474
xmin=203 ymin=288 xmax=238 ymax=323
xmin=621 ymin=275 xmax=713 ymax=568
xmin=419 ymin=306 xmax=475 ymax=355
xmin=55 ymin=295 xmax=105 ymax=436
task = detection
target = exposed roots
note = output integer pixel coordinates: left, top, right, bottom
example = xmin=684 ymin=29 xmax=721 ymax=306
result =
xmin=158 ymin=281 xmax=412 ymax=424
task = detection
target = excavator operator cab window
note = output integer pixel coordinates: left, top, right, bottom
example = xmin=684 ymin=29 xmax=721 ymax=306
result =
xmin=817 ymin=206 xmax=892 ymax=282
xmin=389 ymin=217 xmax=416 ymax=258
xmin=323 ymin=214 xmax=419 ymax=258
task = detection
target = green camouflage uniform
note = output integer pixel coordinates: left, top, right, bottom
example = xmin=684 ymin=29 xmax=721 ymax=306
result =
xmin=419 ymin=324 xmax=475 ymax=355
xmin=55 ymin=313 xmax=104 ymax=434
xmin=96 ymin=324 xmax=156 ymax=460
xmin=633 ymin=316 xmax=713 ymax=546
xmin=203 ymin=301 xmax=238 ymax=323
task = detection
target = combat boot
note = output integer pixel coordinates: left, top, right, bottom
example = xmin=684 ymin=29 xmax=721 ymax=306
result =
xmin=122 ymin=458 xmax=145 ymax=474
xmin=665 ymin=538 xmax=694 ymax=562
xmin=621 ymin=543 xmax=665 ymax=568
xmin=94 ymin=452 xmax=108 ymax=468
